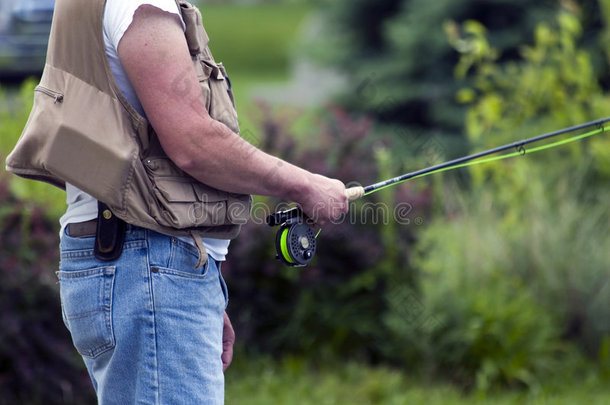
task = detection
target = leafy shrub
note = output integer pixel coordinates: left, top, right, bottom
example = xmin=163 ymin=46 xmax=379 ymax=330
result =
xmin=409 ymin=185 xmax=564 ymax=391
xmin=447 ymin=5 xmax=610 ymax=357
xmin=309 ymin=0 xmax=567 ymax=154
xmin=408 ymin=167 xmax=610 ymax=391
xmin=510 ymin=171 xmax=610 ymax=356
xmin=396 ymin=6 xmax=610 ymax=391
xmin=0 ymin=179 xmax=96 ymax=404
xmin=224 ymin=7 xmax=610 ymax=392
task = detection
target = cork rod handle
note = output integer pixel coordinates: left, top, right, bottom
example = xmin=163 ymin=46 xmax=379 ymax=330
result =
xmin=345 ymin=186 xmax=365 ymax=201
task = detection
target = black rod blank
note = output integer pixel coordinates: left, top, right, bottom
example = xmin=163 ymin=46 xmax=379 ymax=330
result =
xmin=363 ymin=117 xmax=610 ymax=194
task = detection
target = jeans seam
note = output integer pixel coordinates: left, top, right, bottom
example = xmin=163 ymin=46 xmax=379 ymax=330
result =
xmin=145 ymin=231 xmax=161 ymax=404
xmin=218 ymin=268 xmax=229 ymax=309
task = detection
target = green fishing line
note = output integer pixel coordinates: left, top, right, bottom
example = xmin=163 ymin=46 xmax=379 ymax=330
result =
xmin=364 ymin=126 xmax=604 ymax=197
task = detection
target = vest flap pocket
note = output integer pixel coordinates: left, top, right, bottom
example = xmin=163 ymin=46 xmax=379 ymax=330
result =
xmin=192 ymin=182 xmax=228 ymax=203
xmin=195 ymin=58 xmax=213 ymax=81
xmin=144 ymin=157 xmax=184 ymax=177
xmin=155 ymin=179 xmax=197 ymax=202
xmin=144 ymin=158 xmax=227 ymax=203
xmin=226 ymin=195 xmax=252 ymax=225
xmin=144 ymin=157 xmax=238 ymax=228
xmin=39 ymin=72 xmax=139 ymax=210
xmin=202 ymin=60 xmax=224 ymax=81
xmin=204 ymin=62 xmax=239 ymax=133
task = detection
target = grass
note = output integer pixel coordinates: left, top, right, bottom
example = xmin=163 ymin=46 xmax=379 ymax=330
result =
xmin=196 ymin=2 xmax=311 ymax=80
xmin=226 ymin=356 xmax=610 ymax=405
xmin=194 ymin=2 xmax=314 ymax=135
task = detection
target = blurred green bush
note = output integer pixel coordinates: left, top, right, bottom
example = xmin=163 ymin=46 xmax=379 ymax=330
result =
xmin=0 ymin=179 xmax=95 ymax=404
xmin=309 ymin=0 xmax=610 ymax=164
xmin=225 ymin=2 xmax=610 ymax=393
xmin=407 ymin=5 xmax=610 ymax=391
xmin=309 ymin=0 xmax=565 ymax=154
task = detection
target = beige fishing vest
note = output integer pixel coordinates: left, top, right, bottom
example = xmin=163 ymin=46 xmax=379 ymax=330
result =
xmin=5 ymin=0 xmax=252 ymax=240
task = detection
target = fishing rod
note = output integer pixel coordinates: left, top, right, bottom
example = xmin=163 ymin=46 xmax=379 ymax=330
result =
xmin=267 ymin=117 xmax=610 ymax=267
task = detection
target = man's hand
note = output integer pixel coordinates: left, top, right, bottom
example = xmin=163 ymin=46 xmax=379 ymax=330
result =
xmin=222 ymin=311 xmax=235 ymax=372
xmin=294 ymin=174 xmax=348 ymax=226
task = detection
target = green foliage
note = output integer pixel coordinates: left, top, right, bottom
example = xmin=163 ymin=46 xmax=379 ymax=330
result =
xmin=2 ymin=2 xmax=609 ymax=400
xmin=310 ymin=0 xmax=560 ymax=155
xmin=224 ymin=4 xmax=610 ymax=393
xmin=403 ymin=3 xmax=610 ymax=392
xmin=0 ymin=179 xmax=95 ymax=404
xmin=411 ymin=184 xmax=584 ymax=391
xmin=447 ymin=4 xmax=610 ymax=188
xmin=600 ymin=336 xmax=610 ymax=380
xmin=449 ymin=8 xmax=605 ymax=146
xmin=601 ymin=0 xmax=610 ymax=67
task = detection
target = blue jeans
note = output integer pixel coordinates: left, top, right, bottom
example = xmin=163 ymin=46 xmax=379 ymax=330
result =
xmin=57 ymin=225 xmax=228 ymax=404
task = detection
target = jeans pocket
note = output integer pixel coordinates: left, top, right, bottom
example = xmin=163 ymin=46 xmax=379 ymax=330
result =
xmin=57 ymin=266 xmax=116 ymax=358
xmin=218 ymin=263 xmax=229 ymax=309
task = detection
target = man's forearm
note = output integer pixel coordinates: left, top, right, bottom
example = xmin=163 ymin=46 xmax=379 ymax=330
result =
xmin=167 ymin=116 xmax=315 ymax=203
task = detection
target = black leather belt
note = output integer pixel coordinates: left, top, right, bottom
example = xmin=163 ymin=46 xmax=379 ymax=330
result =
xmin=66 ymin=219 xmax=97 ymax=238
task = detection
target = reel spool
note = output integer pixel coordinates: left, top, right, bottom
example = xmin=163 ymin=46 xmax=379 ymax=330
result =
xmin=267 ymin=207 xmax=317 ymax=267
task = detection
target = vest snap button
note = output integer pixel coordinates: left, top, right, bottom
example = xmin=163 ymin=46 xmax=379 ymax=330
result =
xmin=103 ymin=210 xmax=112 ymax=220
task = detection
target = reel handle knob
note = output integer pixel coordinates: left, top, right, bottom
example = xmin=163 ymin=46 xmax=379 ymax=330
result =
xmin=345 ymin=186 xmax=365 ymax=201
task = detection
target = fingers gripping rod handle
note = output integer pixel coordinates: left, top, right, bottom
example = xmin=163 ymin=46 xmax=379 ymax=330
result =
xmin=345 ymin=186 xmax=365 ymax=201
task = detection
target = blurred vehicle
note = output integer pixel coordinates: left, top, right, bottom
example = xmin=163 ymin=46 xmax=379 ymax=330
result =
xmin=0 ymin=0 xmax=55 ymax=79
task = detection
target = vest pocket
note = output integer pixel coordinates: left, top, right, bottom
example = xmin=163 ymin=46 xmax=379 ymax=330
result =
xmin=34 ymin=85 xmax=64 ymax=103
xmin=196 ymin=59 xmax=213 ymax=112
xmin=200 ymin=60 xmax=240 ymax=134
xmin=144 ymin=157 xmax=230 ymax=228
xmin=26 ymin=68 xmax=139 ymax=212
xmin=216 ymin=63 xmax=237 ymax=108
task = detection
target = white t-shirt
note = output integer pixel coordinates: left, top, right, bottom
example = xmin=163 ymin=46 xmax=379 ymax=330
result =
xmin=59 ymin=0 xmax=230 ymax=261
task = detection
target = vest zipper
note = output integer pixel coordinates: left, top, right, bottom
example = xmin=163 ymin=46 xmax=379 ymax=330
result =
xmin=34 ymin=85 xmax=64 ymax=104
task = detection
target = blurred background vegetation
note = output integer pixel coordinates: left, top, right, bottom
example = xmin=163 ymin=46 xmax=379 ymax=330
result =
xmin=1 ymin=0 xmax=609 ymax=403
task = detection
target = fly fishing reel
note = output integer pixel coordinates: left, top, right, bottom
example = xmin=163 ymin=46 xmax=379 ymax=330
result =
xmin=267 ymin=207 xmax=317 ymax=267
